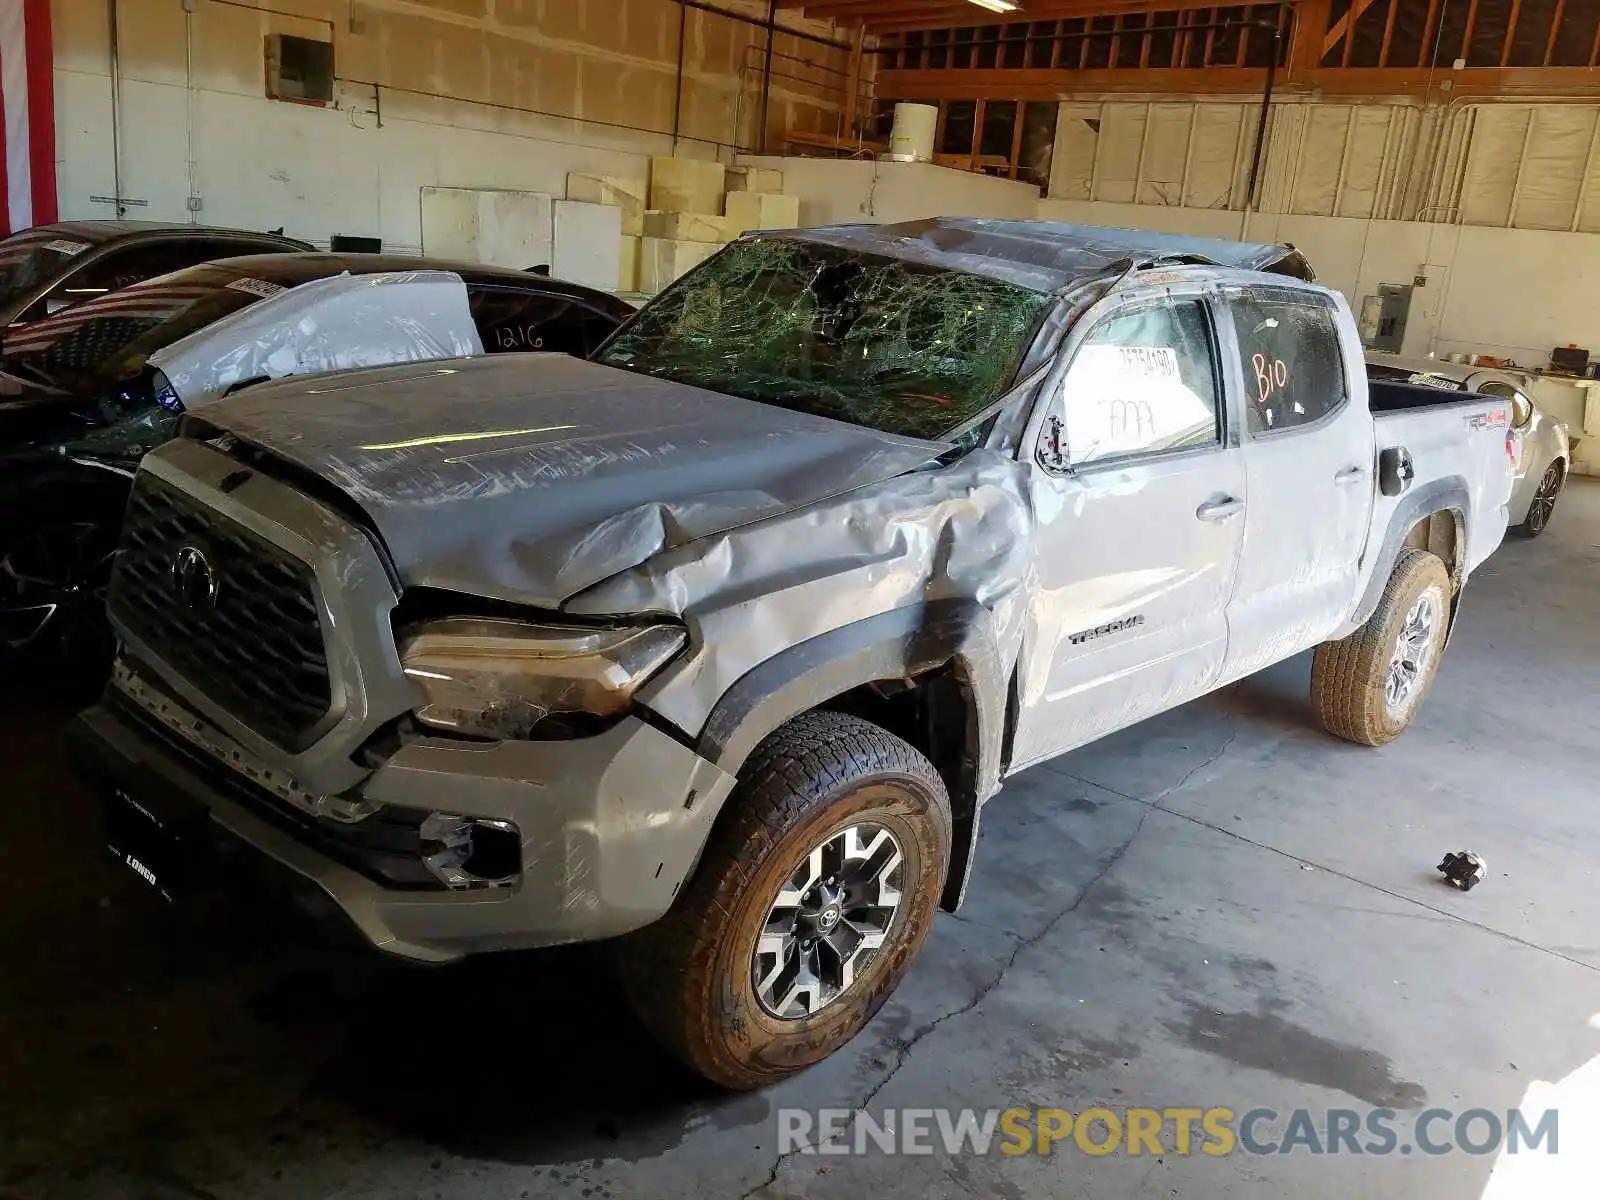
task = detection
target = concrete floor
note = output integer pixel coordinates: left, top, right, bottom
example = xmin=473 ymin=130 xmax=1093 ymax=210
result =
xmin=4 ymin=482 xmax=1599 ymax=1200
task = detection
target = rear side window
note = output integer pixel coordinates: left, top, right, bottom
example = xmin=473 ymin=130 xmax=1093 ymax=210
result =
xmin=1230 ymin=292 xmax=1346 ymax=435
xmin=468 ymin=287 xmax=616 ymax=357
xmin=1056 ymin=298 xmax=1221 ymax=468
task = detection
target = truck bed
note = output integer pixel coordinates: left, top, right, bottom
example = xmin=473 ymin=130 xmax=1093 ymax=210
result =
xmin=1354 ymin=379 xmax=1514 ymax=613
xmin=1368 ymin=378 xmax=1487 ymax=413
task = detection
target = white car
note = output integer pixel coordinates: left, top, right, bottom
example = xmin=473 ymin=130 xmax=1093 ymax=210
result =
xmin=1367 ymin=353 xmax=1570 ymax=537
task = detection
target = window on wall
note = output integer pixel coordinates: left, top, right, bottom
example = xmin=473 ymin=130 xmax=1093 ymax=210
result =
xmin=265 ymin=34 xmax=335 ymax=105
xmin=939 ymin=101 xmax=977 ymax=156
xmin=1019 ymin=102 xmax=1059 ymax=188
xmin=882 ymin=5 xmax=1302 ymax=72
xmin=980 ymin=101 xmax=1018 ymax=158
xmin=975 ymin=25 xmax=1000 ymax=68
xmin=1229 ymin=292 xmax=1347 ymax=435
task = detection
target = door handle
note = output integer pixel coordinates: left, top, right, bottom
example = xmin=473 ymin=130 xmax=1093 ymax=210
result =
xmin=1334 ymin=465 xmax=1367 ymax=485
xmin=1196 ymin=495 xmax=1244 ymax=522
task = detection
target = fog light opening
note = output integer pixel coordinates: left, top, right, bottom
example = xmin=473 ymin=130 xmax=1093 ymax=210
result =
xmin=418 ymin=813 xmax=521 ymax=889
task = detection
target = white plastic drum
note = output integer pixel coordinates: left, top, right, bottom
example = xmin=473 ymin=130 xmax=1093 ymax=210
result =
xmin=888 ymin=103 xmax=938 ymax=162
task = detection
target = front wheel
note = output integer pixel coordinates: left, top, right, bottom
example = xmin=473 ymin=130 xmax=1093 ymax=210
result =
xmin=1311 ymin=548 xmax=1451 ymax=747
xmin=0 ymin=478 xmax=127 ymax=690
xmin=620 ymin=710 xmax=951 ymax=1090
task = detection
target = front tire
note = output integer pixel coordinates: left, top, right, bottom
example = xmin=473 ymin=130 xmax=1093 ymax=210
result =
xmin=621 ymin=710 xmax=951 ymax=1090
xmin=1311 ymin=548 xmax=1451 ymax=747
xmin=0 ymin=475 xmax=127 ymax=691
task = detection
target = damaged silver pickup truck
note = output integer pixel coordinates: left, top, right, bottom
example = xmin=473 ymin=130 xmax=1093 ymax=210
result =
xmin=73 ymin=220 xmax=1516 ymax=1089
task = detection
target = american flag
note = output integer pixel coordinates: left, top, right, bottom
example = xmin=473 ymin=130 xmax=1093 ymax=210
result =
xmin=1 ymin=275 xmax=218 ymax=358
xmin=1 ymin=0 xmax=56 ymax=236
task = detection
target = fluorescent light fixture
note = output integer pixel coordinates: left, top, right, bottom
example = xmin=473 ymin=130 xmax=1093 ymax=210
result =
xmin=965 ymin=0 xmax=1020 ymax=11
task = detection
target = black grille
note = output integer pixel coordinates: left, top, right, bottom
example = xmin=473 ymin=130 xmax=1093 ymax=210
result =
xmin=111 ymin=473 xmax=332 ymax=747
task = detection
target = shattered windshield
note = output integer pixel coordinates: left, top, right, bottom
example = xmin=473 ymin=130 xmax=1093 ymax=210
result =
xmin=596 ymin=238 xmax=1050 ymax=441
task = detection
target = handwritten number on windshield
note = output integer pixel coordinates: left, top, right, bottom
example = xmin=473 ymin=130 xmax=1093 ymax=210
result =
xmin=495 ymin=325 xmax=546 ymax=351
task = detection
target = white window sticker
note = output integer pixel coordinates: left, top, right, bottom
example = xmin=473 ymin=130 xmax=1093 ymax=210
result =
xmin=42 ymin=238 xmax=90 ymax=256
xmin=1062 ymin=344 xmax=1213 ymax=461
xmin=225 ymin=277 xmax=287 ymax=299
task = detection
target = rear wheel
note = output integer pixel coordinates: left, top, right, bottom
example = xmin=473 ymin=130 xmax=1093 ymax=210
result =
xmin=1513 ymin=462 xmax=1562 ymax=538
xmin=620 ymin=710 xmax=951 ymax=1090
xmin=1311 ymin=548 xmax=1450 ymax=747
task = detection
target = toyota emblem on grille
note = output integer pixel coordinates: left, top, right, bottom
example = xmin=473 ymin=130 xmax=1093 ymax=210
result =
xmin=171 ymin=545 xmax=219 ymax=610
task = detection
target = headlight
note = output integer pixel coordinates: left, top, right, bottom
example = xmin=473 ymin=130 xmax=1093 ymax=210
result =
xmin=399 ymin=618 xmax=686 ymax=740
xmin=152 ymin=369 xmax=184 ymax=413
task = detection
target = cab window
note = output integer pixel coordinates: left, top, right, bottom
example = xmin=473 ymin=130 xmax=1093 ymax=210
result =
xmin=1229 ymin=292 xmax=1346 ymax=435
xmin=1052 ymin=298 xmax=1222 ymax=468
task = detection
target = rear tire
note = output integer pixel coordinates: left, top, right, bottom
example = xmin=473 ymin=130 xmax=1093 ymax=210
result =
xmin=620 ymin=710 xmax=951 ymax=1090
xmin=1311 ymin=548 xmax=1451 ymax=747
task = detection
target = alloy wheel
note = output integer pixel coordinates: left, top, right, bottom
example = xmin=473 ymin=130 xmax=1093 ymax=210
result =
xmin=0 ymin=521 xmax=118 ymax=662
xmin=1526 ymin=465 xmax=1561 ymax=534
xmin=752 ymin=822 xmax=905 ymax=1020
xmin=1383 ymin=589 xmax=1440 ymax=718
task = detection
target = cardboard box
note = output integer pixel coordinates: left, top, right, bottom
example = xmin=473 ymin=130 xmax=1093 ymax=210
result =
xmin=643 ymin=210 xmax=734 ymax=243
xmin=618 ymin=235 xmax=640 ymax=292
xmin=565 ymin=173 xmax=646 ymax=236
xmin=723 ymin=191 xmax=801 ymax=236
xmin=649 ymin=157 xmax=726 ymax=215
xmin=639 ymin=237 xmax=719 ymax=293
xmin=726 ymin=166 xmax=785 ymax=194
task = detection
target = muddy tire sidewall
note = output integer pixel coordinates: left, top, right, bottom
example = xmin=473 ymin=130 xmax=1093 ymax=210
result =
xmin=699 ymin=780 xmax=943 ymax=1082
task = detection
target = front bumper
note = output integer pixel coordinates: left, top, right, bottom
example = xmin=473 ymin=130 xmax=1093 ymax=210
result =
xmin=71 ymin=696 xmax=737 ymax=962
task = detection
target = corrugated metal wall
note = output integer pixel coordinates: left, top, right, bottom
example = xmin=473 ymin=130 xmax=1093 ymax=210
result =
xmin=1050 ymin=98 xmax=1600 ymax=232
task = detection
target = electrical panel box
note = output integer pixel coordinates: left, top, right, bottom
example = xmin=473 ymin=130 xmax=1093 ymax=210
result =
xmin=1369 ymin=283 xmax=1413 ymax=354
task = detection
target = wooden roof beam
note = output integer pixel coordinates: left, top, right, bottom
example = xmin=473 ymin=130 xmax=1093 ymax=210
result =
xmin=863 ymin=0 xmax=1285 ymax=33
xmin=878 ymin=63 xmax=1600 ymax=102
xmin=786 ymin=0 xmax=1293 ymax=31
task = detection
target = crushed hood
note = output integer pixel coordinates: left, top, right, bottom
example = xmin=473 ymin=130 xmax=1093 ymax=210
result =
xmin=200 ymin=353 xmax=941 ymax=608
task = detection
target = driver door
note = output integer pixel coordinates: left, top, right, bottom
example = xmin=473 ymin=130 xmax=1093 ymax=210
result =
xmin=1009 ymin=286 xmax=1248 ymax=770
